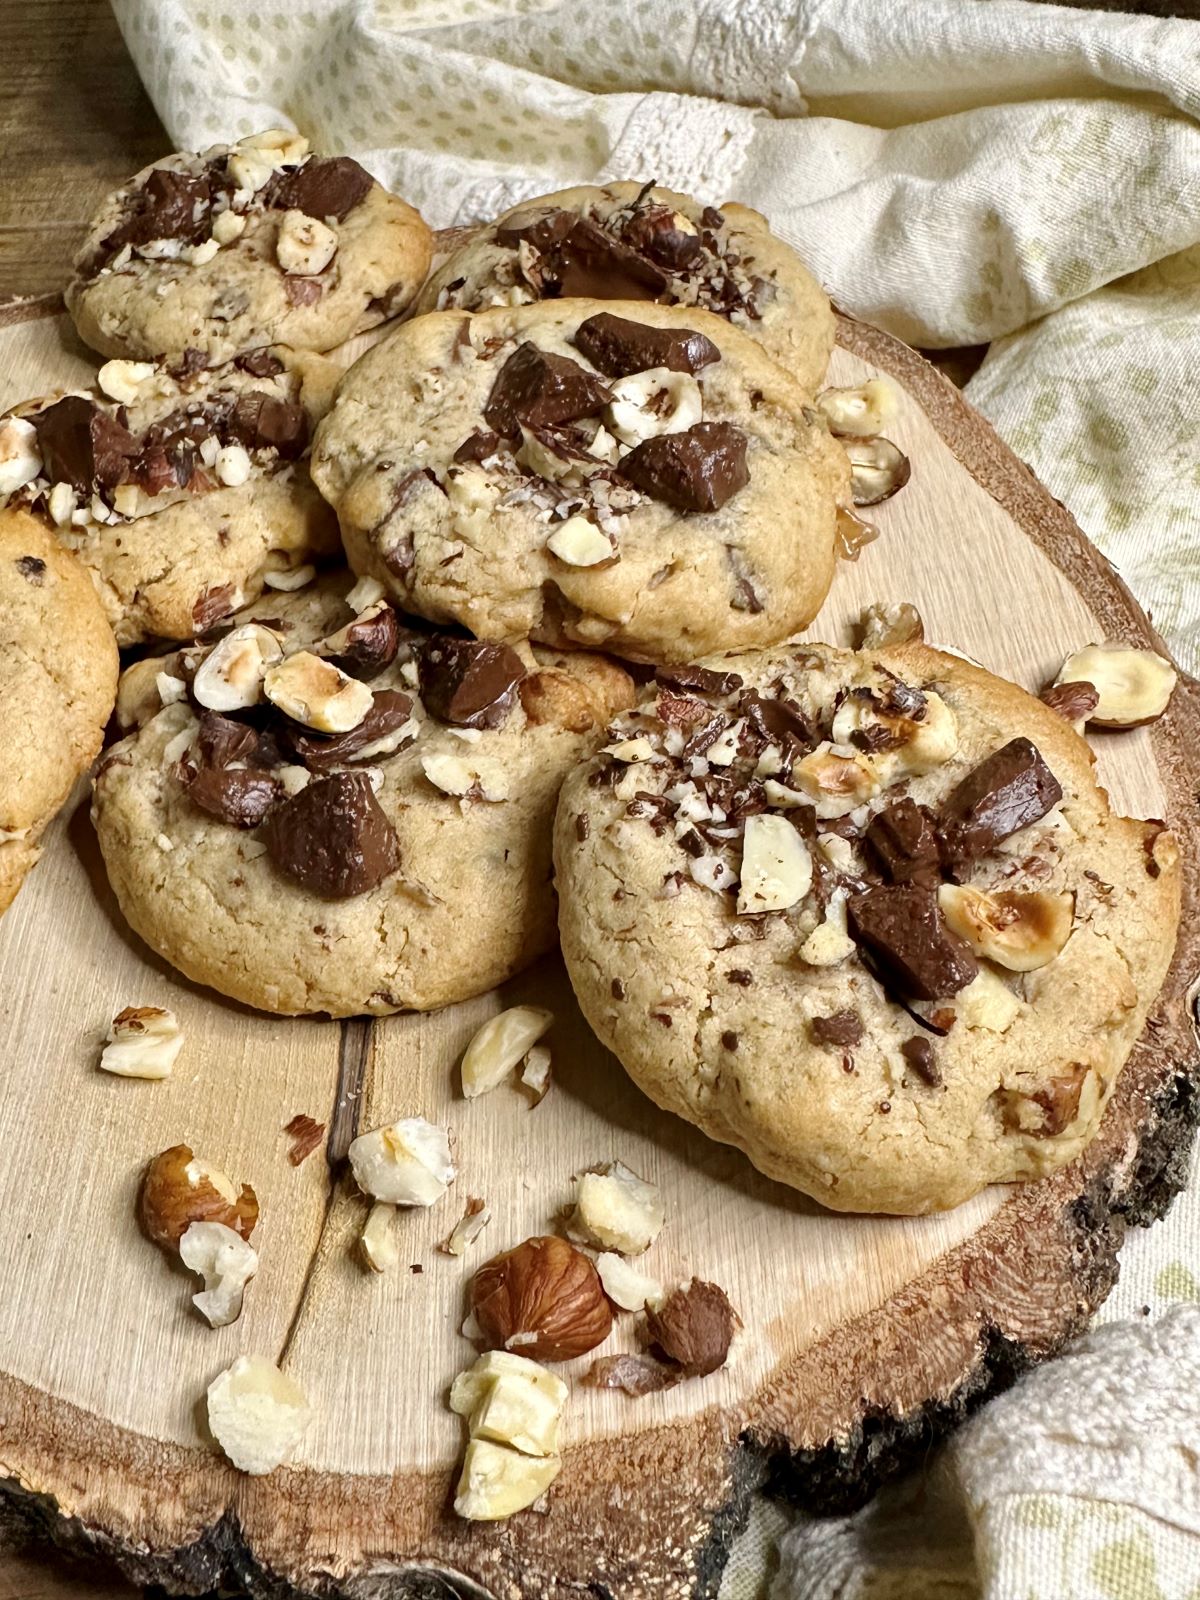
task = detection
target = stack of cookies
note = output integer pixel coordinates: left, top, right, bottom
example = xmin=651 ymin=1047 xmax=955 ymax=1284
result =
xmin=0 ymin=135 xmax=1180 ymax=1215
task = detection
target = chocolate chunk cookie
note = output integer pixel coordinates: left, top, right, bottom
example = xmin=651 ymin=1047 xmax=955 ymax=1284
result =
xmin=92 ymin=572 xmax=633 ymax=1015
xmin=553 ymin=641 xmax=1180 ymax=1213
xmin=66 ymin=130 xmax=432 ymax=365
xmin=0 ymin=511 xmax=118 ymax=915
xmin=0 ymin=347 xmax=341 ymax=644
xmin=415 ymin=181 xmax=835 ymax=391
xmin=310 ymin=301 xmax=849 ymax=664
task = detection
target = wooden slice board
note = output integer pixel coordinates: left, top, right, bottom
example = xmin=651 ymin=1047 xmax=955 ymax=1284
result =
xmin=0 ymin=295 xmax=1196 ymax=1600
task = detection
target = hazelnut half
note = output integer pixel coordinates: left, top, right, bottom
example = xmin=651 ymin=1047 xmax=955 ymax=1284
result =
xmin=139 ymin=1143 xmax=259 ymax=1252
xmin=471 ymin=1235 xmax=612 ymax=1361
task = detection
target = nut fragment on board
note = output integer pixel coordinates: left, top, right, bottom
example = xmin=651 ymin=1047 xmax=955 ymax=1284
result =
xmin=844 ymin=435 xmax=911 ymax=507
xmin=596 ymin=1252 xmax=664 ymax=1313
xmin=99 ymin=1005 xmax=184 ymax=1079
xmin=1053 ymin=644 xmax=1176 ymax=727
xmin=283 ymin=1113 xmax=325 ymax=1166
xmin=359 ymin=1201 xmax=399 ymax=1273
xmin=570 ymin=1162 xmax=665 ymax=1255
xmin=461 ymin=1005 xmax=553 ymax=1098
xmin=472 ymin=1235 xmax=612 ymax=1360
xmin=520 ymin=1044 xmax=552 ymax=1104
xmin=646 ymin=1279 xmax=739 ymax=1376
xmin=454 ymin=1438 xmax=561 ymax=1521
xmin=179 ymin=1220 xmax=259 ymax=1327
xmin=206 ymin=1355 xmax=313 ymax=1476
xmin=139 ymin=1144 xmax=259 ymax=1251
xmin=349 ymin=1119 xmax=455 ymax=1206
xmin=440 ymin=1196 xmax=492 ymax=1257
xmin=859 ymin=600 xmax=924 ymax=649
xmin=584 ymin=1352 xmax=679 ymax=1395
xmin=450 ymin=1350 xmax=568 ymax=1458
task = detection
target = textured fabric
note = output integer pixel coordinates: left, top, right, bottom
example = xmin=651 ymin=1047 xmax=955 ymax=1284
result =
xmin=113 ymin=1 xmax=1200 ymax=1593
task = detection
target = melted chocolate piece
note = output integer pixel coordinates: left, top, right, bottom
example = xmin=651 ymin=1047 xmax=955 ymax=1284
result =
xmin=323 ymin=606 xmax=402 ymax=681
xmin=265 ymin=156 xmax=373 ymax=221
xmin=170 ymin=348 xmax=209 ymax=384
xmin=188 ymin=766 xmax=281 ymax=828
xmin=573 ymin=312 xmax=720 ymax=378
xmin=284 ymin=277 xmax=323 ymax=306
xmin=453 ymin=430 xmax=505 ymax=463
xmin=847 ymin=884 xmax=978 ymax=1001
xmin=620 ymin=204 xmax=705 ymax=271
xmin=866 ymin=798 xmax=941 ymax=885
xmin=286 ymin=689 xmax=413 ymax=771
xmin=229 ymin=392 xmax=308 ymax=457
xmin=654 ymin=662 xmax=743 ymax=697
xmin=483 ymin=342 xmax=611 ymax=438
xmin=901 ymin=1035 xmax=941 ymax=1086
xmin=15 ymin=555 xmax=45 ymax=585
xmin=265 ymin=771 xmax=400 ymax=898
xmin=738 ymin=689 xmax=816 ymax=755
xmin=539 ymin=217 xmax=669 ymax=301
xmin=418 ymin=638 xmax=525 ymax=729
xmin=810 ymin=1010 xmax=863 ymax=1047
xmin=940 ymin=737 xmax=1062 ymax=875
xmin=193 ymin=711 xmax=259 ymax=770
xmin=99 ymin=168 xmax=212 ymax=266
xmin=494 ymin=208 xmax=579 ymax=252
xmin=31 ymin=397 xmax=138 ymax=491
xmin=235 ymin=349 xmax=285 ymax=379
xmin=622 ymin=421 xmax=749 ymax=513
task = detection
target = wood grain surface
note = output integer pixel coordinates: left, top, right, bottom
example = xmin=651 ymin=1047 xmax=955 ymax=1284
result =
xmin=0 ymin=299 xmax=1196 ymax=1600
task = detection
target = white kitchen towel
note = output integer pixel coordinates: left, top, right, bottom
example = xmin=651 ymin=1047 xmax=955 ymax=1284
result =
xmin=111 ymin=1 xmax=1200 ymax=1594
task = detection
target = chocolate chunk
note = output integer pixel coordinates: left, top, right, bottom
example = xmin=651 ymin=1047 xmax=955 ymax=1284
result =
xmin=285 ymin=689 xmax=413 ymax=771
xmin=265 ymin=155 xmax=373 ymax=221
xmin=229 ymin=392 xmax=309 ymax=458
xmin=810 ymin=1010 xmax=863 ymax=1047
xmin=739 ymin=689 xmax=816 ymax=754
xmin=622 ymin=422 xmax=749 ymax=513
xmin=539 ymin=217 xmax=669 ymax=301
xmin=265 ymin=771 xmax=400 ymax=898
xmin=494 ymin=208 xmax=578 ymax=252
xmin=100 ymin=168 xmax=212 ymax=263
xmin=193 ymin=711 xmax=259 ymax=770
xmin=620 ymin=204 xmax=705 ymax=271
xmin=187 ymin=766 xmax=281 ymax=828
xmin=866 ymin=798 xmax=941 ymax=885
xmin=192 ymin=584 xmax=238 ymax=633
xmin=701 ymin=206 xmax=725 ymax=231
xmin=15 ymin=555 xmax=45 ymax=585
xmin=901 ymin=1035 xmax=941 ymax=1086
xmin=573 ymin=312 xmax=720 ymax=378
xmin=1040 ymin=680 xmax=1099 ymax=724
xmin=31 ymin=396 xmax=137 ymax=491
xmin=323 ymin=605 xmax=402 ymax=680
xmin=482 ymin=342 xmax=611 ymax=438
xmin=940 ymin=738 xmax=1063 ymax=874
xmin=284 ymin=277 xmax=323 ymax=306
xmin=170 ymin=348 xmax=209 ymax=384
xmin=656 ymin=691 xmax=711 ymax=727
xmin=847 ymin=884 xmax=978 ymax=1001
xmin=234 ymin=349 xmax=285 ymax=379
xmin=418 ymin=638 xmax=525 ymax=729
xmin=454 ymin=430 xmax=505 ymax=463
xmin=655 ymin=663 xmax=743 ymax=697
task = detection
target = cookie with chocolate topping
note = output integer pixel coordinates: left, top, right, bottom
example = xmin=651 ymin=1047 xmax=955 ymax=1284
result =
xmin=311 ymin=299 xmax=848 ymax=664
xmin=415 ymin=180 xmax=835 ymax=391
xmin=554 ymin=638 xmax=1179 ymax=1213
xmin=0 ymin=347 xmax=340 ymax=644
xmin=66 ymin=129 xmax=432 ymax=366
xmin=91 ymin=571 xmax=634 ymax=1015
xmin=0 ymin=510 xmax=118 ymax=915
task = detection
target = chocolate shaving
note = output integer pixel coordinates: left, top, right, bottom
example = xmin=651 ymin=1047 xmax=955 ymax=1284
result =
xmin=283 ymin=1113 xmax=326 ymax=1165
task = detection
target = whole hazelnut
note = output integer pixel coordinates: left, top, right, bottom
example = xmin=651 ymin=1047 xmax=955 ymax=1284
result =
xmin=471 ymin=1235 xmax=612 ymax=1361
xmin=645 ymin=1280 xmax=739 ymax=1377
xmin=139 ymin=1143 xmax=259 ymax=1252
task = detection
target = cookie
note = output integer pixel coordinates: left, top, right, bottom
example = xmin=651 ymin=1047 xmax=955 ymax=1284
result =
xmin=0 ymin=347 xmax=341 ymax=645
xmin=0 ymin=511 xmax=118 ymax=915
xmin=553 ymin=642 xmax=1180 ymax=1214
xmin=310 ymin=301 xmax=849 ymax=664
xmin=93 ymin=573 xmax=633 ymax=1016
xmin=66 ymin=129 xmax=432 ymax=366
xmin=415 ymin=181 xmax=834 ymax=391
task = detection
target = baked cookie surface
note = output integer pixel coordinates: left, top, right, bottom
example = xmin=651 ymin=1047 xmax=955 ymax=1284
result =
xmin=416 ymin=181 xmax=835 ymax=391
xmin=93 ymin=573 xmax=633 ymax=1016
xmin=553 ymin=642 xmax=1180 ymax=1214
xmin=0 ymin=347 xmax=341 ymax=645
xmin=311 ymin=301 xmax=849 ymax=664
xmin=66 ymin=130 xmax=432 ymax=365
xmin=0 ymin=511 xmax=118 ymax=915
